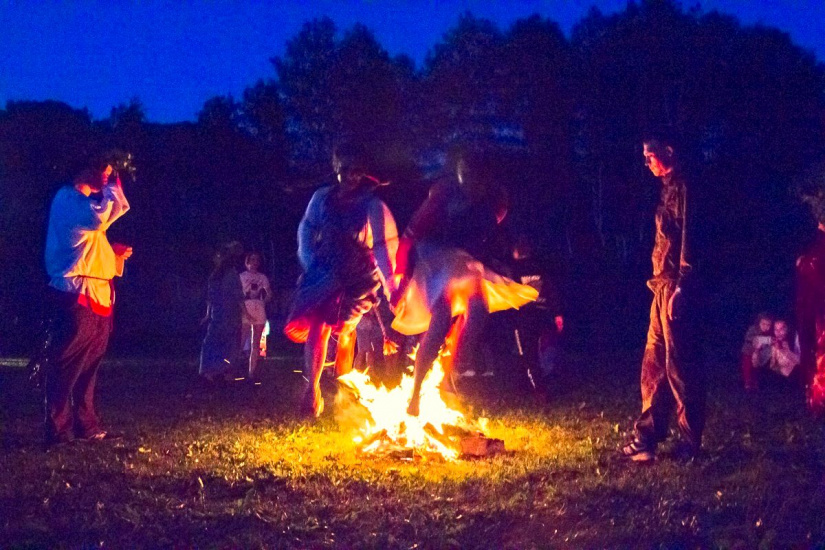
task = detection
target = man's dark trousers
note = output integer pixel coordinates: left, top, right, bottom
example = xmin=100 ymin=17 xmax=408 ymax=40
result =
xmin=633 ymin=281 xmax=705 ymax=449
xmin=45 ymin=291 xmax=112 ymax=442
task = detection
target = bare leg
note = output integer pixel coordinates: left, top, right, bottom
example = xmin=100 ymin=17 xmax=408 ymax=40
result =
xmin=408 ymin=297 xmax=452 ymax=416
xmin=334 ymin=328 xmax=357 ymax=378
xmin=303 ymin=321 xmax=331 ymax=417
xmin=249 ymin=323 xmax=264 ymax=380
xmin=452 ymin=295 xmax=487 ymax=373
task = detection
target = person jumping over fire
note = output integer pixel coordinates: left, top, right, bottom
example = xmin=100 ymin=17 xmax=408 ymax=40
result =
xmin=391 ymin=148 xmax=538 ymax=417
xmin=284 ymin=142 xmax=399 ymax=418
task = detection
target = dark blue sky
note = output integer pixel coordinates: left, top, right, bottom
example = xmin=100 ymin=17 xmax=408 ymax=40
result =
xmin=2 ymin=0 xmax=823 ymax=123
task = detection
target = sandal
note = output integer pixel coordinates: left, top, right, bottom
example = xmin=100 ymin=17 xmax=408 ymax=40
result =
xmin=619 ymin=438 xmax=655 ymax=462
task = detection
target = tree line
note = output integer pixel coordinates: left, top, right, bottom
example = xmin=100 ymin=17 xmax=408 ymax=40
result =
xmin=1 ymin=0 xmax=823 ymax=357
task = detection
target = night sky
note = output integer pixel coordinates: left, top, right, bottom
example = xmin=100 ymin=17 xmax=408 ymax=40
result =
xmin=2 ymin=0 xmax=823 ymax=123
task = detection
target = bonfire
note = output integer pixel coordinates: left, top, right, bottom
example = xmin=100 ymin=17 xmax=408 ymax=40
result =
xmin=336 ymin=350 xmax=503 ymax=460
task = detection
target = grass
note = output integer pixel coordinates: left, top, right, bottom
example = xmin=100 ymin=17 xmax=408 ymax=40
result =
xmin=1 ymin=351 xmax=824 ymax=549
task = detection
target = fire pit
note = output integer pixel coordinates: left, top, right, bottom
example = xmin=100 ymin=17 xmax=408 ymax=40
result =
xmin=336 ymin=357 xmax=504 ymax=460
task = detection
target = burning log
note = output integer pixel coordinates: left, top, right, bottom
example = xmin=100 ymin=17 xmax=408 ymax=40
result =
xmin=459 ymin=435 xmax=505 ymax=458
xmin=423 ymin=422 xmax=458 ymax=451
xmin=357 ymin=429 xmax=389 ymax=451
xmin=337 ymin=350 xmax=506 ymax=460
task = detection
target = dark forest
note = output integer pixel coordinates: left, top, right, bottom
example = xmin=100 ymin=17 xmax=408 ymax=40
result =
xmin=2 ymin=0 xmax=824 ymax=360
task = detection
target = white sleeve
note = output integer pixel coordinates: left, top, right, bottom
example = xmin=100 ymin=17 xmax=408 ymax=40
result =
xmin=92 ymin=179 xmax=130 ymax=230
xmin=297 ymin=189 xmax=325 ymax=270
xmin=367 ymin=198 xmax=399 ymax=296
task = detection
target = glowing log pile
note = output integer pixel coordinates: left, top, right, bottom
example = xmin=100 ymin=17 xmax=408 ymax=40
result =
xmin=336 ymin=355 xmax=504 ymax=460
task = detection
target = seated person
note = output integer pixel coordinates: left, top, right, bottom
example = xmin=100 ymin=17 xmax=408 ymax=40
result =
xmin=741 ymin=312 xmax=773 ymax=391
xmin=752 ymin=319 xmax=801 ymax=384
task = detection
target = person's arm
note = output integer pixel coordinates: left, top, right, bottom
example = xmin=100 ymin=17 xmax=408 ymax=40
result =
xmin=297 ymin=189 xmax=325 ymax=271
xmin=262 ymin=274 xmax=273 ymax=303
xmin=677 ymin=179 xmax=695 ymax=291
xmin=367 ymin=198 xmax=399 ymax=298
xmin=773 ymin=341 xmax=801 ymax=372
xmin=403 ymin=183 xmax=449 ymax=242
xmin=395 ymin=182 xmax=449 ymax=280
xmin=668 ymin=178 xmax=694 ymax=320
xmin=89 ymin=175 xmax=130 ymax=231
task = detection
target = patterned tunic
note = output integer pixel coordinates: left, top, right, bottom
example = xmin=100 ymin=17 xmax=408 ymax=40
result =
xmin=285 ymin=185 xmax=398 ymax=343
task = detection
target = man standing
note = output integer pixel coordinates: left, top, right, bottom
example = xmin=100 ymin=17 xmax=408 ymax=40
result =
xmin=44 ymin=161 xmax=132 ymax=446
xmin=620 ymin=136 xmax=705 ymax=462
xmin=797 ymin=219 xmax=825 ymax=418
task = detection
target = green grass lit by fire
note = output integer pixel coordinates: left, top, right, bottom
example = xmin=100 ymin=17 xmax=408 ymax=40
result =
xmin=0 ymin=354 xmax=824 ymax=548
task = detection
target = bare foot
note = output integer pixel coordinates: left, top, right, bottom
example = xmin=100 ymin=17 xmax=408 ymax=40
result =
xmin=301 ymin=388 xmax=324 ymax=418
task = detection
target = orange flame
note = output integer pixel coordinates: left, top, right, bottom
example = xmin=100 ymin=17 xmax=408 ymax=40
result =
xmin=337 ymin=344 xmax=474 ymax=460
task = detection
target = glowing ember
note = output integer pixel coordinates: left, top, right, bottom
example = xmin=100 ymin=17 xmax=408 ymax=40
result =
xmin=336 ymin=353 xmax=485 ymax=460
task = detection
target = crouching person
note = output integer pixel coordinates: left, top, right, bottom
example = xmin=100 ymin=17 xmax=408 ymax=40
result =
xmin=43 ymin=161 xmax=132 ymax=447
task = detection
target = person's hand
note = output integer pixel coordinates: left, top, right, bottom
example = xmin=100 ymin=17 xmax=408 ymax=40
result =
xmin=554 ymin=315 xmax=564 ymax=333
xmin=667 ymin=287 xmax=682 ymax=321
xmin=112 ymin=243 xmax=133 ymax=260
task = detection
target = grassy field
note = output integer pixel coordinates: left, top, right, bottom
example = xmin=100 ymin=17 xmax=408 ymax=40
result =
xmin=0 ymin=351 xmax=823 ymax=549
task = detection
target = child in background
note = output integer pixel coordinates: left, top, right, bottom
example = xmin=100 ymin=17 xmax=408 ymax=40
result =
xmin=240 ymin=252 xmax=271 ymax=382
xmin=741 ymin=312 xmax=773 ymax=391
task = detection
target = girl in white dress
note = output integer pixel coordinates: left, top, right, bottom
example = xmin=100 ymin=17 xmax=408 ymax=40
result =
xmin=240 ymin=252 xmax=271 ymax=381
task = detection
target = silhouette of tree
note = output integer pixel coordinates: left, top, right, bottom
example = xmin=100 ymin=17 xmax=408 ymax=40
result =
xmin=1 ymin=3 xmax=824 ymax=355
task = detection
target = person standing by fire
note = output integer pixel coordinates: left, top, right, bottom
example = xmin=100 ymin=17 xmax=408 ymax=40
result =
xmin=391 ymin=149 xmax=538 ymax=416
xmin=43 ymin=159 xmax=132 ymax=447
xmin=284 ymin=142 xmax=399 ymax=418
xmin=619 ymin=135 xmax=705 ymax=462
xmin=796 ymin=213 xmax=825 ymax=417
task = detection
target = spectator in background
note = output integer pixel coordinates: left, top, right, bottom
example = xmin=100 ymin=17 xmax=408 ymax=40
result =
xmin=509 ymin=234 xmax=565 ymax=397
xmin=752 ymin=319 xmax=801 ymax=384
xmin=741 ymin=312 xmax=773 ymax=391
xmin=43 ymin=160 xmax=132 ymax=447
xmin=200 ymin=242 xmax=246 ymax=383
xmin=240 ymin=252 xmax=271 ymax=382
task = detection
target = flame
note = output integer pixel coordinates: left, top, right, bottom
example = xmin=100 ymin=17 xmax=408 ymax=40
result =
xmin=337 ymin=347 xmax=473 ymax=460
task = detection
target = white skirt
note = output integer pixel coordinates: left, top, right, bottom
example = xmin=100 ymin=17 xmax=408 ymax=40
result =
xmin=391 ymin=243 xmax=538 ymax=336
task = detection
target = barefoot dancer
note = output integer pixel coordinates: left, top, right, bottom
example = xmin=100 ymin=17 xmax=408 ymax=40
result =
xmin=392 ymin=150 xmax=538 ymax=416
xmin=285 ymin=143 xmax=398 ymax=417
